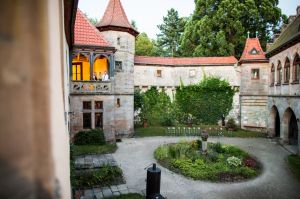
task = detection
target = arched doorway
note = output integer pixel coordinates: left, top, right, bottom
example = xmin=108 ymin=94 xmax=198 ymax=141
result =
xmin=275 ymin=110 xmax=280 ymax=137
xmin=283 ymin=108 xmax=298 ymax=145
xmin=270 ymin=106 xmax=280 ymax=137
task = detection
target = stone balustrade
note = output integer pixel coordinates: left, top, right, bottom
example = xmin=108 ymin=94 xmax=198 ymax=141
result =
xmin=70 ymin=81 xmax=112 ymax=94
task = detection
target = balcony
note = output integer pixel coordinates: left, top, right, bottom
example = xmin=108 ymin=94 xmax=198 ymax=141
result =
xmin=70 ymin=81 xmax=112 ymax=94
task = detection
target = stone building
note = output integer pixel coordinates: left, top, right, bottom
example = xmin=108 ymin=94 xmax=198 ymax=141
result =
xmin=70 ymin=0 xmax=138 ymax=141
xmin=238 ymin=37 xmax=269 ymax=132
xmin=134 ymin=56 xmax=241 ymax=120
xmin=266 ymin=8 xmax=300 ymax=154
xmin=0 ymin=0 xmax=78 ymax=198
xmin=70 ymin=0 xmax=299 ymax=155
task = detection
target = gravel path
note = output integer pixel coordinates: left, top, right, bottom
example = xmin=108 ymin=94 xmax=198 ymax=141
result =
xmin=112 ymin=137 xmax=300 ymax=199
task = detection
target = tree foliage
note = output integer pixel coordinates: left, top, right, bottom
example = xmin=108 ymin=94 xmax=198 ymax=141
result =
xmin=175 ymin=76 xmax=236 ymax=124
xmin=135 ymin=87 xmax=174 ymax=126
xmin=157 ymin=8 xmax=186 ymax=57
xmin=84 ymin=12 xmax=99 ymax=26
xmin=135 ymin=33 xmax=159 ymax=56
xmin=180 ymin=0 xmax=284 ymax=57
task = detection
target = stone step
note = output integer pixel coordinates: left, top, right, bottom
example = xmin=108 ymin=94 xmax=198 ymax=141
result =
xmin=75 ymin=184 xmax=142 ymax=199
xmin=75 ymin=154 xmax=118 ymax=169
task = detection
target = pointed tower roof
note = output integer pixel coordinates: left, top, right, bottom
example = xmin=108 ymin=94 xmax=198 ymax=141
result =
xmin=239 ymin=38 xmax=268 ymax=63
xmin=96 ymin=0 xmax=139 ymax=37
xmin=74 ymin=9 xmax=110 ymax=47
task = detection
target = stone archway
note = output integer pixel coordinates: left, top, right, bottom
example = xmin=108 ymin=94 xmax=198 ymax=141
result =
xmin=283 ymin=108 xmax=298 ymax=145
xmin=270 ymin=106 xmax=280 ymax=137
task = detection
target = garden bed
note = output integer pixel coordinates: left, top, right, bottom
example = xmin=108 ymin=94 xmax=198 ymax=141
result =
xmin=73 ymin=166 xmax=124 ymax=188
xmin=73 ymin=143 xmax=117 ymax=156
xmin=154 ymin=140 xmax=261 ymax=182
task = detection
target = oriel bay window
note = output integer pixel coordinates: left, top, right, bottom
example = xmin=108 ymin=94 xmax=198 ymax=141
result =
xmin=72 ymin=52 xmax=113 ymax=81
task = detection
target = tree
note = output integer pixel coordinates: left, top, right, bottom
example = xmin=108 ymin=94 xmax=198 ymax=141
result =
xmin=175 ymin=76 xmax=236 ymax=124
xmin=157 ymin=8 xmax=186 ymax=57
xmin=135 ymin=33 xmax=159 ymax=56
xmin=181 ymin=0 xmax=284 ymax=57
xmin=84 ymin=12 xmax=99 ymax=26
xmin=131 ymin=20 xmax=138 ymax=30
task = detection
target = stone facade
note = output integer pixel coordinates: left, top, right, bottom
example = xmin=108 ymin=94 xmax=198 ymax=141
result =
xmin=267 ymin=42 xmax=300 ymax=154
xmin=239 ymin=62 xmax=269 ymax=131
xmin=134 ymin=63 xmax=241 ymax=122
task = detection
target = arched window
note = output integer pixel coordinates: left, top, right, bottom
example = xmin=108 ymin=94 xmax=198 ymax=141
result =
xmin=293 ymin=53 xmax=300 ymax=82
xmin=277 ymin=61 xmax=282 ymax=85
xmin=72 ymin=53 xmax=90 ymax=81
xmin=270 ymin=64 xmax=275 ymax=86
xmin=284 ymin=58 xmax=290 ymax=83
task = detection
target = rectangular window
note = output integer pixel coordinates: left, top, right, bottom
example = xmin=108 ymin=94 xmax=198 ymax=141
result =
xmin=72 ymin=62 xmax=83 ymax=81
xmin=83 ymin=101 xmax=91 ymax=109
xmin=117 ymin=98 xmax=121 ymax=107
xmin=251 ymin=69 xmax=260 ymax=80
xmin=83 ymin=113 xmax=91 ymax=129
xmin=95 ymin=113 xmax=103 ymax=129
xmin=115 ymin=61 xmax=122 ymax=71
xmin=156 ymin=70 xmax=162 ymax=77
xmin=95 ymin=101 xmax=103 ymax=109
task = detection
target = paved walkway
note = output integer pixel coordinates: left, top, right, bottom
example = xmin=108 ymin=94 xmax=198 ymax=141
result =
xmin=75 ymin=154 xmax=118 ymax=169
xmin=113 ymin=137 xmax=300 ymax=199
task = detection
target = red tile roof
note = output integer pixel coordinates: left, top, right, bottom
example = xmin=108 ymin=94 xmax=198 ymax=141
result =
xmin=239 ymin=38 xmax=267 ymax=62
xmin=98 ymin=0 xmax=132 ymax=28
xmin=74 ymin=9 xmax=110 ymax=46
xmin=134 ymin=56 xmax=238 ymax=66
xmin=97 ymin=0 xmax=138 ymax=36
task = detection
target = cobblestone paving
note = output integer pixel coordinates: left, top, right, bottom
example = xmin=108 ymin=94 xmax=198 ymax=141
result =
xmin=78 ymin=184 xmax=141 ymax=199
xmin=75 ymin=154 xmax=118 ymax=169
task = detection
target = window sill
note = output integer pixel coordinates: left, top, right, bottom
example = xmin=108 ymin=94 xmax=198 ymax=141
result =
xmin=282 ymin=83 xmax=289 ymax=85
xmin=275 ymin=83 xmax=281 ymax=86
xmin=291 ymin=81 xmax=299 ymax=85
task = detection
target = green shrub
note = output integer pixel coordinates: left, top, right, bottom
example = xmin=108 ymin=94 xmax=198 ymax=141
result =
xmin=154 ymin=141 xmax=260 ymax=182
xmin=227 ymin=156 xmax=242 ymax=167
xmin=212 ymin=142 xmax=226 ymax=153
xmin=226 ymin=118 xmax=237 ymax=131
xmin=223 ymin=145 xmax=248 ymax=157
xmin=75 ymin=166 xmax=123 ymax=188
xmin=74 ymin=129 xmax=106 ymax=145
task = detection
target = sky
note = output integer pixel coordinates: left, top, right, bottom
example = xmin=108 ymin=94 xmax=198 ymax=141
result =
xmin=79 ymin=0 xmax=300 ymax=39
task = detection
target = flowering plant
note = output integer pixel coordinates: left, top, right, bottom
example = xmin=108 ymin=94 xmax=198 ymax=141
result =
xmin=227 ymin=156 xmax=242 ymax=167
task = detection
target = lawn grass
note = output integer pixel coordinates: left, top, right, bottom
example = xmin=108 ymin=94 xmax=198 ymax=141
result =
xmin=287 ymin=154 xmax=300 ymax=181
xmin=104 ymin=193 xmax=145 ymax=199
xmin=134 ymin=126 xmax=266 ymax=138
xmin=73 ymin=143 xmax=117 ymax=156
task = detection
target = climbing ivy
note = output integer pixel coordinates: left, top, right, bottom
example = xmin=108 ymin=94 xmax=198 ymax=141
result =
xmin=175 ymin=76 xmax=236 ymax=124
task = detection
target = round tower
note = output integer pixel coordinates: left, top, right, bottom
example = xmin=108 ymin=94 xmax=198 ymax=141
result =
xmin=96 ymin=0 xmax=139 ymax=137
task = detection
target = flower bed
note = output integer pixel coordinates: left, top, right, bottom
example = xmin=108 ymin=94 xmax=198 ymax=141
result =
xmin=154 ymin=140 xmax=261 ymax=182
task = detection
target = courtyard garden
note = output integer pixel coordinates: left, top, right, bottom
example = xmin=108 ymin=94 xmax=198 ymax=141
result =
xmin=134 ymin=76 xmax=266 ymax=138
xmin=154 ymin=140 xmax=261 ymax=182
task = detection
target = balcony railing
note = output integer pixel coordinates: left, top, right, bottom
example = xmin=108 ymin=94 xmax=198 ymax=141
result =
xmin=70 ymin=81 xmax=111 ymax=94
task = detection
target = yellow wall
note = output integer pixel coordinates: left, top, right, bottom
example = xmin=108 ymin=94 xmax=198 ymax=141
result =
xmin=72 ymin=54 xmax=90 ymax=81
xmin=94 ymin=57 xmax=109 ymax=79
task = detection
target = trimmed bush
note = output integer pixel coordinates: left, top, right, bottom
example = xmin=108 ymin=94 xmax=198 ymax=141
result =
xmin=74 ymin=129 xmax=106 ymax=145
xmin=226 ymin=118 xmax=237 ymax=131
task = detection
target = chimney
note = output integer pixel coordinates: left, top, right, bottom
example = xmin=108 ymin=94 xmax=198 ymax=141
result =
xmin=288 ymin=15 xmax=296 ymax=24
xmin=297 ymin=5 xmax=300 ymax=15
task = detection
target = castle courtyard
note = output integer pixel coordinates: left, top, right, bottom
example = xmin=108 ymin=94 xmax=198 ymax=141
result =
xmin=113 ymin=137 xmax=300 ymax=199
